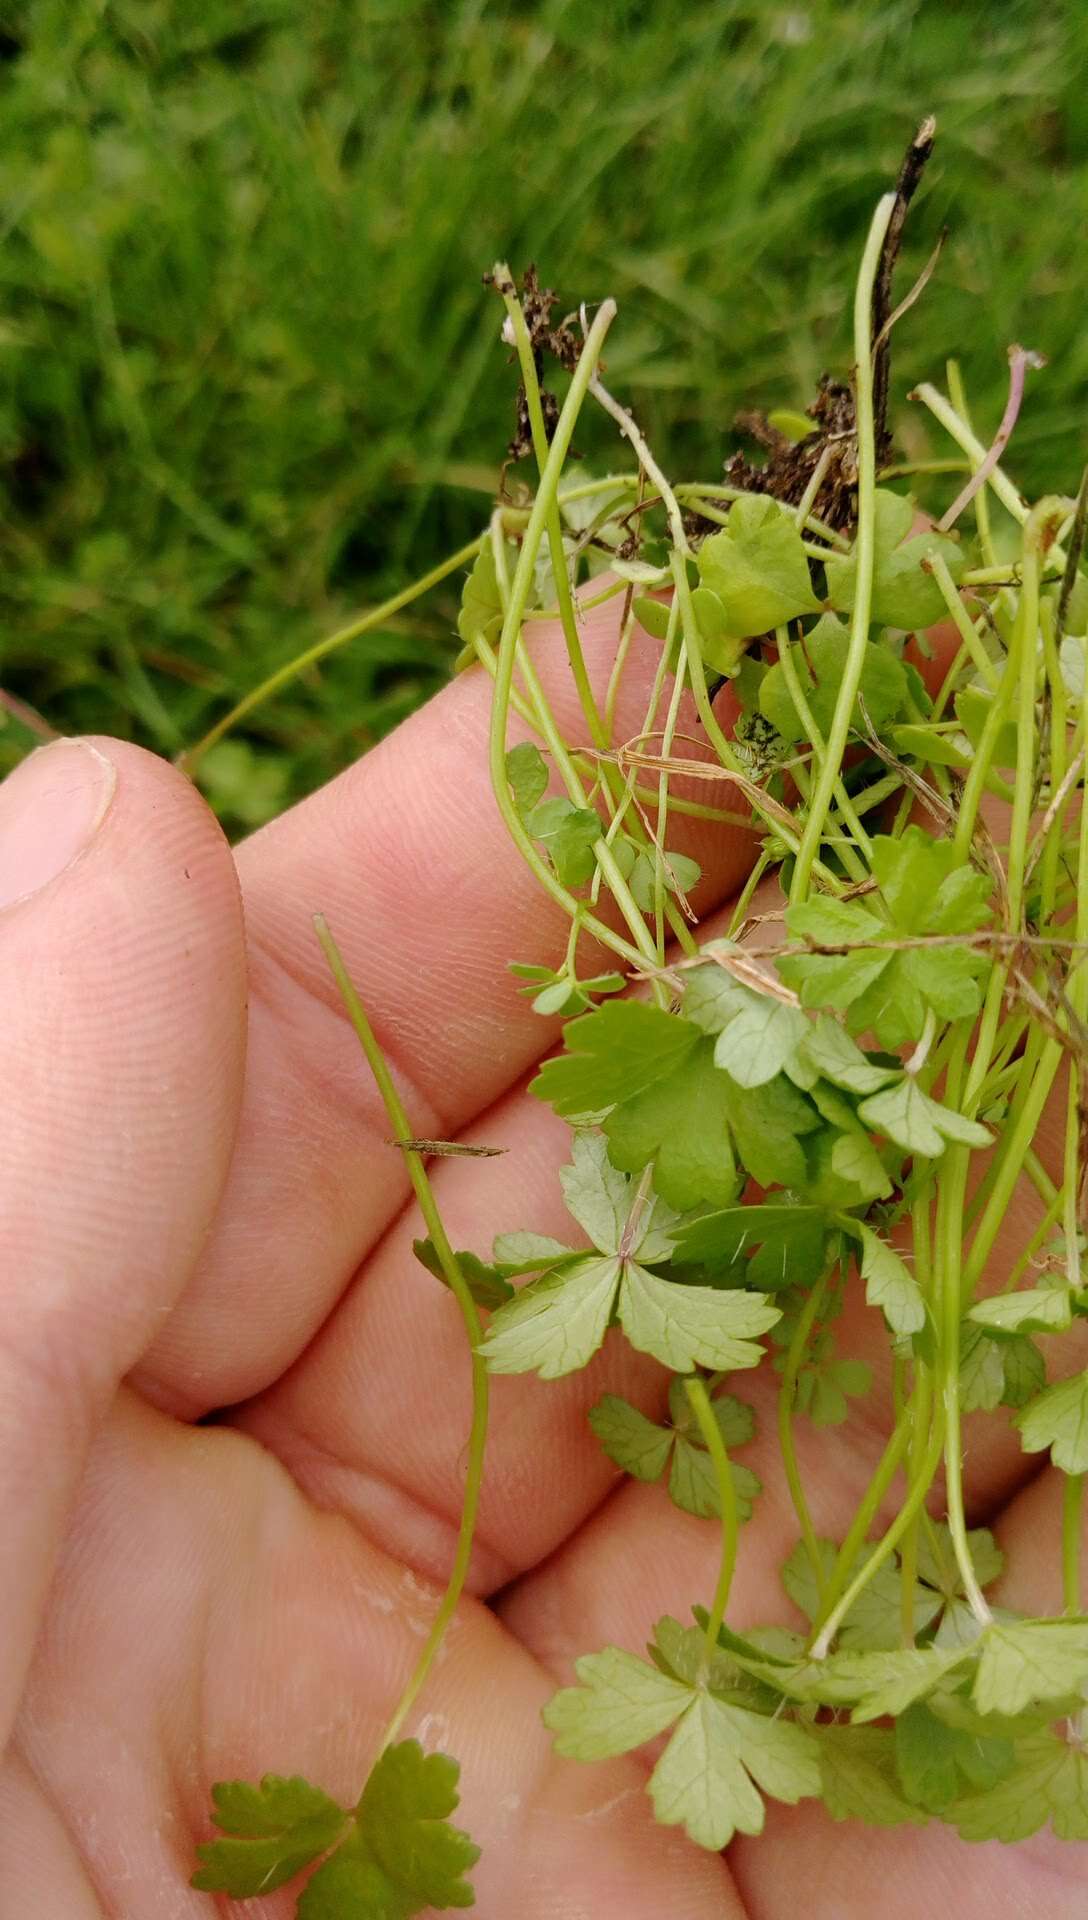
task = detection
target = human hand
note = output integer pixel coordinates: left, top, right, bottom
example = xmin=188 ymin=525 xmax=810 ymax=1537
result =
xmin=1 ymin=589 xmax=1083 ymax=1917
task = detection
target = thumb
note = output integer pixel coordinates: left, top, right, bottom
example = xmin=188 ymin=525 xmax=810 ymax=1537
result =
xmin=0 ymin=738 xmax=246 ymax=1745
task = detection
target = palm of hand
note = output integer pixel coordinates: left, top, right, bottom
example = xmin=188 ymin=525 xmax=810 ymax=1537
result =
xmin=3 ymin=598 xmax=1084 ymax=1917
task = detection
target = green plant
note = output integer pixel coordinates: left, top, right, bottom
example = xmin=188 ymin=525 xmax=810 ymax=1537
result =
xmin=191 ymin=125 xmax=1088 ymax=1908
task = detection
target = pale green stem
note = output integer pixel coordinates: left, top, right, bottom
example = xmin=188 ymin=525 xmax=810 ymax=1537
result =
xmin=1063 ymin=626 xmax=1088 ymax=1290
xmin=931 ymin=637 xmax=970 ymax=723
xmin=465 ymin=627 xmax=540 ymax=730
xmin=940 ymin=564 xmax=1043 ymax=1605
xmin=952 ymin=618 xmax=1024 ymax=863
xmin=771 ymin=627 xmax=871 ymax=873
xmin=937 ymin=1136 xmax=994 ymax=1627
xmin=1004 ymin=547 xmax=1041 ymax=932
xmin=522 ymin=575 xmax=630 ymax=622
xmin=490 ymin=507 xmax=512 ymax=602
xmin=912 ymin=382 xmax=1028 ymax=527
xmin=555 ymin=474 xmax=642 ymax=508
xmin=486 ymin=375 xmax=687 ymax=972
xmin=179 ymin=533 xmax=487 ymax=774
xmin=680 ymin=487 xmax=851 ymax=550
xmin=548 ymin=472 xmax=848 ymax=549
xmin=962 ymin=563 xmax=1063 ymax=586
xmin=604 ymin=596 xmax=639 ymax=740
xmin=927 ymin=550 xmax=999 ymax=689
xmin=596 ymin=595 xmax=699 ymax=966
xmin=795 ymin=444 xmax=833 ymax=531
xmin=961 ymin=509 xmax=1071 ymax=1292
xmin=654 ymin=649 xmax=691 ymax=958
xmin=882 ymin=457 xmax=971 ymax=479
xmin=497 ymin=270 xmax=607 ymax=748
xmin=486 ymin=299 xmax=659 ymax=971
xmin=313 ymin=918 xmax=489 ymax=1755
xmin=964 ymin=1038 xmax=1065 ymax=1296
xmin=636 ymin=786 xmax=751 ymax=827
xmin=810 ymin=1412 xmax=945 ymax=1661
xmin=900 ymin=1190 xmax=934 ymax=1643
xmin=946 ymin=358 xmax=996 ymax=567
xmin=588 ymin=376 xmax=689 ymax=555
xmin=790 ymin=193 xmax=895 ymax=903
xmin=664 ymin=895 xmax=700 ymax=958
xmin=726 ymin=848 xmax=772 ymax=939
xmin=486 ymin=568 xmax=663 ymax=969
xmin=818 ymin=1404 xmax=914 ymax=1632
xmin=1037 ymin=597 xmax=1069 ymax=920
xmin=953 ymin=547 xmax=1040 ymax=1142
xmin=778 ymin=1273 xmax=830 ymax=1612
xmin=1063 ymin=1474 xmax=1085 ymax=1614
xmin=670 ymin=549 xmax=840 ymax=886
xmin=998 ymin=1184 xmax=1065 ymax=1297
xmin=937 ymin=512 xmax=1049 ymax=1618
xmin=563 ymin=908 xmax=584 ymax=979
xmin=834 ymin=770 xmax=904 ymax=820
xmin=963 ymin=1028 xmax=1045 ymax=1235
xmin=685 ymin=1377 xmax=739 ymax=1656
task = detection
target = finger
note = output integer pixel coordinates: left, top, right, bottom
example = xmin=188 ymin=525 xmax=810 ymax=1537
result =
xmin=0 ymin=1754 xmax=104 ymax=1918
xmin=16 ymin=1392 xmax=747 ymax=1919
xmin=0 ymin=739 xmax=246 ymax=1747
xmin=135 ymin=589 xmax=756 ymax=1417
xmin=730 ymin=1785 xmax=1087 ymax=1920
xmin=990 ymin=1461 xmax=1087 ymax=1619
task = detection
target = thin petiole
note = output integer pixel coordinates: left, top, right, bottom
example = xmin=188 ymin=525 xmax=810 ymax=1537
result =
xmin=313 ymin=917 xmax=489 ymax=1756
xmin=790 ymin=193 xmax=894 ymax=902
xmin=1063 ymin=1474 xmax=1085 ymax=1614
xmin=777 ymin=1272 xmax=831 ymax=1612
xmin=497 ymin=269 xmax=607 ymax=748
xmin=685 ymin=1376 xmax=739 ymax=1657
xmin=179 ymin=533 xmax=487 ymax=775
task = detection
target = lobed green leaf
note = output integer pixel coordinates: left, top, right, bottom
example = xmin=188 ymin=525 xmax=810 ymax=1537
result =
xmin=759 ymin=616 xmax=909 ymax=747
xmin=696 ymin=494 xmax=820 ymax=639
xmin=1015 ymin=1369 xmax=1088 ymax=1474
xmin=482 ymin=1254 xmax=620 ymax=1378
xmin=192 ymin=1775 xmax=347 ymax=1898
xmin=618 ymin=1261 xmax=780 ymax=1374
xmin=531 ymin=1002 xmax=700 ymax=1118
xmin=824 ymin=488 xmax=963 ymax=630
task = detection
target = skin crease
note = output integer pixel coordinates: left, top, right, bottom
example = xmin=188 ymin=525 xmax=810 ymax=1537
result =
xmin=1 ymin=577 xmax=1086 ymax=1918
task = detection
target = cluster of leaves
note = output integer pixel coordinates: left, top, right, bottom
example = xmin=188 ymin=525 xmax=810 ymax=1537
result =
xmin=505 ymin=737 xmax=603 ymax=887
xmin=474 ymin=936 xmax=990 ymax=1370
xmin=590 ymin=1379 xmax=762 ymax=1521
xmin=545 ymin=1617 xmax=822 ymax=1850
xmin=770 ymin=1283 xmax=873 ymax=1428
xmin=192 ymin=1741 xmax=479 ymax=1914
xmin=502 ymin=734 xmax=702 ymax=916
xmin=781 ymin=826 xmax=995 ymax=1050
xmin=781 ymin=1523 xmax=1007 ymax=1654
xmin=481 ymin=1133 xmax=780 ymax=1379
xmin=546 ymin=1583 xmax=1088 ymax=1849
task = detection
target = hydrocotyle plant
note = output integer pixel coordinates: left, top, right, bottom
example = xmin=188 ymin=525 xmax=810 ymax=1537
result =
xmin=189 ymin=120 xmax=1088 ymax=1909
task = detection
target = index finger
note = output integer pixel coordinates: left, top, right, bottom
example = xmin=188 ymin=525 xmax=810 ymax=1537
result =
xmin=135 ymin=585 xmax=755 ymax=1416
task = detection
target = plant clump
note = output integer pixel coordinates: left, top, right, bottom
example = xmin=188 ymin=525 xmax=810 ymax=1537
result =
xmin=190 ymin=120 xmax=1088 ymax=1909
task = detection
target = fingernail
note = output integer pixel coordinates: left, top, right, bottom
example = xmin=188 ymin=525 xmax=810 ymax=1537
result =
xmin=0 ymin=740 xmax=117 ymax=911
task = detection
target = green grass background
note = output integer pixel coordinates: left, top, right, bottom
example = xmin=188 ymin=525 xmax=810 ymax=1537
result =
xmin=2 ymin=0 xmax=1086 ymax=830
